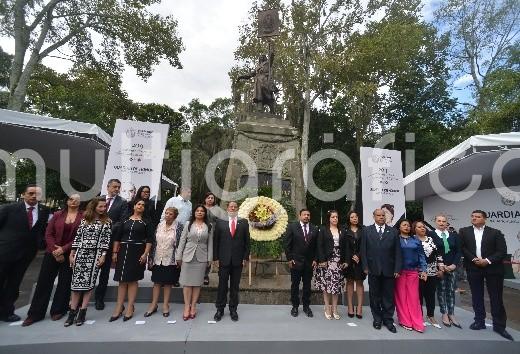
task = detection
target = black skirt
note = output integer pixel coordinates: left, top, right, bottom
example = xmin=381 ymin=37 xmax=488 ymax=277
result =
xmin=151 ymin=264 xmax=180 ymax=285
xmin=113 ymin=243 xmax=146 ymax=282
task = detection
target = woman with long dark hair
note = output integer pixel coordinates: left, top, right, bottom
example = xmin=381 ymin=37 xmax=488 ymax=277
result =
xmin=175 ymin=205 xmax=213 ymax=320
xmin=414 ymin=220 xmax=444 ymax=329
xmin=65 ymin=197 xmax=111 ymax=327
xmin=344 ymin=210 xmax=365 ymax=319
xmin=109 ymin=199 xmax=154 ymax=322
xmin=23 ymin=194 xmax=83 ymax=326
xmin=394 ymin=219 xmax=427 ymax=332
xmin=315 ymin=210 xmax=349 ymax=320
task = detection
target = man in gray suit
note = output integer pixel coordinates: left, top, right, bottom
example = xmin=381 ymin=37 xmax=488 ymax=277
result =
xmin=361 ymin=208 xmax=401 ymax=333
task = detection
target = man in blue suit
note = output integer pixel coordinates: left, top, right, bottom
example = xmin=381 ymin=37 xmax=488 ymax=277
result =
xmin=361 ymin=208 xmax=401 ymax=333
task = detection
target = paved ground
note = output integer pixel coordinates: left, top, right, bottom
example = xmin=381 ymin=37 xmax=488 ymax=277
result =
xmin=1 ymin=303 xmax=518 ymax=354
xmin=15 ymin=251 xmax=520 ymax=331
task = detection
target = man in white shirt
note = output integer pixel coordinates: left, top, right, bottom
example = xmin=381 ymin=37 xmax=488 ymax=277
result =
xmin=459 ymin=210 xmax=513 ymax=341
xmin=161 ymin=187 xmax=192 ymax=225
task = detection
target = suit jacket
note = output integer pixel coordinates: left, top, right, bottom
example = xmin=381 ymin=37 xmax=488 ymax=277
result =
xmin=0 ymin=202 xmax=50 ymax=262
xmin=344 ymin=226 xmax=364 ymax=258
xmin=175 ymin=221 xmax=213 ymax=263
xmin=283 ymin=221 xmax=318 ymax=264
xmin=213 ymin=217 xmax=250 ymax=267
xmin=361 ymin=224 xmax=401 ymax=277
xmin=459 ymin=225 xmax=507 ymax=275
xmin=316 ymin=227 xmax=350 ymax=265
xmin=45 ymin=209 xmax=83 ymax=254
xmin=428 ymin=230 xmax=461 ymax=267
xmin=102 ymin=195 xmax=128 ymax=226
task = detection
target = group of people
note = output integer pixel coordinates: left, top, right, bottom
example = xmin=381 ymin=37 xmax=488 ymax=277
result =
xmin=0 ymin=182 xmax=513 ymax=341
xmin=283 ymin=208 xmax=513 ymax=341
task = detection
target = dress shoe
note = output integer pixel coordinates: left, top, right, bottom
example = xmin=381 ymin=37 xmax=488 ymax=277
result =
xmin=356 ymin=314 xmax=363 ymax=319
xmin=64 ymin=309 xmax=78 ymax=327
xmin=109 ymin=306 xmax=125 ymax=322
xmin=144 ymin=305 xmax=158 ymax=317
xmin=4 ymin=314 xmax=21 ymax=322
xmin=494 ymin=328 xmax=514 ymax=341
xmin=123 ymin=305 xmax=135 ymax=322
xmin=230 ymin=310 xmax=239 ymax=322
xmin=22 ymin=317 xmax=36 ymax=327
xmin=450 ymin=320 xmax=462 ymax=329
xmin=291 ymin=306 xmax=298 ymax=317
xmin=469 ymin=322 xmax=486 ymax=330
xmin=385 ymin=323 xmax=397 ymax=333
xmin=214 ymin=310 xmax=224 ymax=322
xmin=302 ymin=307 xmax=313 ymax=318
xmin=347 ymin=312 xmax=355 ymax=318
xmin=373 ymin=321 xmax=382 ymax=330
xmin=51 ymin=313 xmax=64 ymax=321
xmin=75 ymin=308 xmax=87 ymax=326
xmin=95 ymin=300 xmax=105 ymax=311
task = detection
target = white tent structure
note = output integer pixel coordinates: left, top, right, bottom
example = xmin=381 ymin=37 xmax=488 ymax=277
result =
xmin=0 ymin=108 xmax=177 ymax=191
xmin=404 ymin=132 xmax=520 ymax=200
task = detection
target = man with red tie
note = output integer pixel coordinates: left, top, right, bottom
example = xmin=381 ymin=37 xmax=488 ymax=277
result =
xmin=213 ymin=201 xmax=250 ymax=322
xmin=283 ymin=208 xmax=318 ymax=317
xmin=0 ymin=184 xmax=50 ymax=322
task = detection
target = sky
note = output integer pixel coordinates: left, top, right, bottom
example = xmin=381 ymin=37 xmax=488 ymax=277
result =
xmin=0 ymin=0 xmax=473 ymax=110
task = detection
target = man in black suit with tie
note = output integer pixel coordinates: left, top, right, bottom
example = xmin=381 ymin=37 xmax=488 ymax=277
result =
xmin=0 ymin=184 xmax=50 ymax=322
xmin=283 ymin=208 xmax=317 ymax=318
xmin=213 ymin=201 xmax=250 ymax=322
xmin=460 ymin=210 xmax=513 ymax=341
xmin=94 ymin=178 xmax=128 ymax=310
xmin=361 ymin=208 xmax=401 ymax=333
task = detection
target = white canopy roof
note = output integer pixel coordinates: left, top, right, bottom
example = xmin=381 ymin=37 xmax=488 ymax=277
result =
xmin=0 ymin=108 xmax=177 ymax=189
xmin=404 ymin=132 xmax=520 ymax=200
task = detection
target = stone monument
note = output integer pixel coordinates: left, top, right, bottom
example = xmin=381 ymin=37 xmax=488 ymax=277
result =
xmin=223 ymin=9 xmax=305 ymax=212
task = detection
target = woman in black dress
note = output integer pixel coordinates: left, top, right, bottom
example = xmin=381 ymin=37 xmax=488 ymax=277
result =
xmin=344 ymin=210 xmax=366 ymax=319
xmin=109 ymin=199 xmax=154 ymax=322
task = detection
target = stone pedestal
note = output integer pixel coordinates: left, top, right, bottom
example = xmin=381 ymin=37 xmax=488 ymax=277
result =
xmin=223 ymin=112 xmax=304 ymax=212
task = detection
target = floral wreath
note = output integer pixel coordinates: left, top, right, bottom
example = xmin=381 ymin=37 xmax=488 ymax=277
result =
xmin=238 ymin=196 xmax=288 ymax=241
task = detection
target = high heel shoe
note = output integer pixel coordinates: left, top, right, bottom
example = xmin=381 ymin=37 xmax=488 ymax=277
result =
xmin=162 ymin=305 xmax=170 ymax=317
xmin=356 ymin=308 xmax=363 ymax=319
xmin=123 ymin=305 xmax=134 ymax=322
xmin=109 ymin=305 xmax=125 ymax=322
xmin=75 ymin=308 xmax=87 ymax=326
xmin=324 ymin=306 xmax=332 ymax=320
xmin=144 ymin=305 xmax=158 ymax=317
xmin=183 ymin=307 xmax=190 ymax=321
xmin=347 ymin=312 xmax=355 ymax=318
xmin=332 ymin=307 xmax=341 ymax=320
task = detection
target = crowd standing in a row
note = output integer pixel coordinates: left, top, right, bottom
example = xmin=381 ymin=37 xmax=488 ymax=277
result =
xmin=0 ymin=182 xmax=513 ymax=341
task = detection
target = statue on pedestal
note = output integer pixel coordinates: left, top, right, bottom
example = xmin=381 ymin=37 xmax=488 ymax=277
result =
xmin=236 ymin=9 xmax=281 ymax=115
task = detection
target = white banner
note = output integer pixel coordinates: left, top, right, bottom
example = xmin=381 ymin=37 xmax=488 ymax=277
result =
xmin=101 ymin=119 xmax=169 ymax=202
xmin=423 ymin=186 xmax=520 ymax=277
xmin=360 ymin=147 xmax=405 ymax=226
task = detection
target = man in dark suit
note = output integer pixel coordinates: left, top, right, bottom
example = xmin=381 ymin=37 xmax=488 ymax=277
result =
xmin=94 ymin=178 xmax=128 ymax=310
xmin=283 ymin=208 xmax=318 ymax=318
xmin=460 ymin=210 xmax=513 ymax=341
xmin=361 ymin=208 xmax=401 ymax=333
xmin=0 ymin=184 xmax=50 ymax=322
xmin=213 ymin=201 xmax=250 ymax=322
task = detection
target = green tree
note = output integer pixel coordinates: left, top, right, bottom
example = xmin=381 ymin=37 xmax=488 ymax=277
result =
xmin=0 ymin=46 xmax=12 ymax=108
xmin=1 ymin=0 xmax=184 ymax=111
xmin=435 ymin=0 xmax=520 ymax=108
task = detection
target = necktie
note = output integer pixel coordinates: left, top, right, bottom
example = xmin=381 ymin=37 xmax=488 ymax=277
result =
xmin=378 ymin=226 xmax=383 ymax=239
xmin=441 ymin=231 xmax=450 ymax=253
xmin=303 ymin=223 xmax=308 ymax=243
xmin=231 ymin=218 xmax=236 ymax=238
xmin=106 ymin=197 xmax=113 ymax=210
xmin=27 ymin=206 xmax=34 ymax=229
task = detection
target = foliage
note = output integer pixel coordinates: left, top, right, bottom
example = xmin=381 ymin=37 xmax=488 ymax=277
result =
xmin=1 ymin=0 xmax=184 ymax=110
